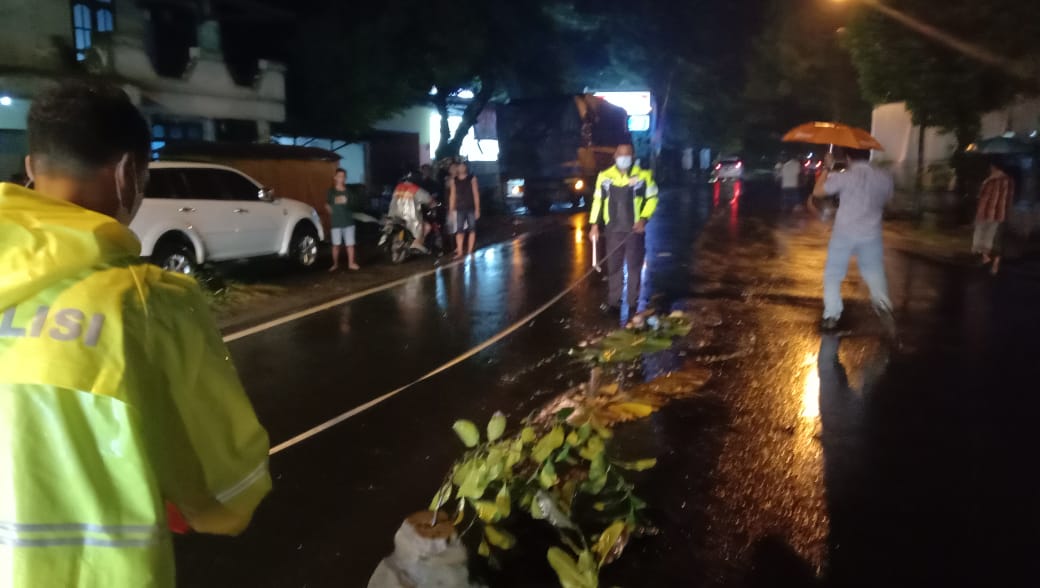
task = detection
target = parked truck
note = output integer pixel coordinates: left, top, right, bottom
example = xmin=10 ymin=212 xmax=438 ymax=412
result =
xmin=497 ymin=94 xmax=630 ymax=215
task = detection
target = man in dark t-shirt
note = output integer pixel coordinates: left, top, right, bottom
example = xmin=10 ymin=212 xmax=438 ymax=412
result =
xmin=326 ymin=168 xmax=359 ymax=271
xmin=449 ymin=161 xmax=481 ymax=259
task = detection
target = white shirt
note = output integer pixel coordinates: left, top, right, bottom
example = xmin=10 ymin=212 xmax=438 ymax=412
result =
xmin=823 ymin=161 xmax=894 ymax=239
xmin=780 ymin=160 xmax=801 ymax=189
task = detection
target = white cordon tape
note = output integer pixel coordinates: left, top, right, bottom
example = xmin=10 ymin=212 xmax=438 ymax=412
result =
xmin=223 ymin=236 xmax=531 ymax=344
xmin=268 ymin=234 xmax=630 ymax=455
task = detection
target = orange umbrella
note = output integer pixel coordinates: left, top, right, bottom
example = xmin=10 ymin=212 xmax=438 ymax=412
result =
xmin=782 ymin=122 xmax=884 ymax=151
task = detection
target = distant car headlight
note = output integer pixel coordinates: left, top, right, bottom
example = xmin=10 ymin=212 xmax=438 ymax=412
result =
xmin=574 ymin=179 xmax=585 ymax=191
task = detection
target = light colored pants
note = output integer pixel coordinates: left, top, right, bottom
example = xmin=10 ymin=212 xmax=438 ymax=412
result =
xmin=823 ymin=233 xmax=892 ymax=320
xmin=972 ymin=220 xmax=1001 ymax=254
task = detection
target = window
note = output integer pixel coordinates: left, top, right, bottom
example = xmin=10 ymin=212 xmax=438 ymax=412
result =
xmin=181 ymin=169 xmax=226 ymax=201
xmin=144 ymin=169 xmax=189 ymax=200
xmin=216 ymin=170 xmax=262 ymax=201
xmin=181 ymin=169 xmax=260 ymax=201
xmin=71 ymin=0 xmax=115 ymax=62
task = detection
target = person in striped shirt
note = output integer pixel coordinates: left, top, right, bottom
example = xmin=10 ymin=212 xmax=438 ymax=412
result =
xmin=973 ymin=161 xmax=1015 ymax=275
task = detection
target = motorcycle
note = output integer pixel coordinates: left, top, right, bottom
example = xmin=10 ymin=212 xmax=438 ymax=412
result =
xmin=379 ymin=201 xmax=447 ymax=264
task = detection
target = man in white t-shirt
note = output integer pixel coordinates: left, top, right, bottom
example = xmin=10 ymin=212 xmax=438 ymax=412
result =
xmin=812 ymin=150 xmax=895 ymax=334
xmin=778 ymin=155 xmax=802 ymax=210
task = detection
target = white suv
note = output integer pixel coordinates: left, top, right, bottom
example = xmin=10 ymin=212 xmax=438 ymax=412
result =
xmin=131 ymin=162 xmax=324 ymax=274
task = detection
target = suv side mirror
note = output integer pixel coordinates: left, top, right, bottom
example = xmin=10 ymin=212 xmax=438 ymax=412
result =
xmin=259 ymin=187 xmax=275 ymax=202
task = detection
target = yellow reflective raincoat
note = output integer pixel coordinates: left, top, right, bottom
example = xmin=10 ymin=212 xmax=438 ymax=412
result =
xmin=588 ymin=164 xmax=659 ymax=227
xmin=0 ymin=183 xmax=271 ymax=587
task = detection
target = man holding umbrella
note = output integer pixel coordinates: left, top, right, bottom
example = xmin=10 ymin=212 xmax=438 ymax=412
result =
xmin=812 ymin=148 xmax=895 ymax=334
xmin=783 ymin=122 xmax=894 ymax=334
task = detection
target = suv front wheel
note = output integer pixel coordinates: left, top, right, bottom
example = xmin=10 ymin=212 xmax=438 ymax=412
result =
xmin=152 ymin=238 xmax=197 ymax=275
xmin=290 ymin=223 xmax=320 ymax=268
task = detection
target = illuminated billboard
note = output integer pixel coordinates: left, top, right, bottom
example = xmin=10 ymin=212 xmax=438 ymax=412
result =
xmin=593 ymin=92 xmax=653 ymax=116
xmin=593 ymin=92 xmax=653 ymax=134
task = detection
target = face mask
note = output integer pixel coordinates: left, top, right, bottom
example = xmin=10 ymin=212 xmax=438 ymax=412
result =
xmin=615 ymin=155 xmax=633 ymax=170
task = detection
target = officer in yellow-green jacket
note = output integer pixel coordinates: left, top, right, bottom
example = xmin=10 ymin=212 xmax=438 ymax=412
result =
xmin=588 ymin=143 xmax=659 ymax=314
xmin=0 ymin=81 xmax=271 ymax=587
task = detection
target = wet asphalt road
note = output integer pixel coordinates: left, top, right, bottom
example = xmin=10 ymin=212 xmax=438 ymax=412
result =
xmin=176 ymin=180 xmax=1040 ymax=587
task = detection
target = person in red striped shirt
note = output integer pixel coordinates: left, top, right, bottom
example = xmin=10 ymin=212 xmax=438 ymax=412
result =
xmin=973 ymin=161 xmax=1015 ymax=276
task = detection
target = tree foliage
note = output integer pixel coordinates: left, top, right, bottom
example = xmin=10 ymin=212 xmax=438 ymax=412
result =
xmin=844 ymin=0 xmax=1040 ymax=148
xmin=741 ymin=0 xmax=872 ymax=157
xmin=285 ymin=0 xmax=565 ymax=153
xmin=282 ymin=0 xmax=770 ymax=153
xmin=554 ymin=0 xmax=767 ymax=151
xmin=286 ymin=1 xmax=432 ymax=139
xmin=423 ymin=0 xmax=565 ymax=158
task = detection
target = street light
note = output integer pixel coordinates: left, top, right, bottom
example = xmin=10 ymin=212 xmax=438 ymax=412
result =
xmin=0 ymin=96 xmax=12 ymax=107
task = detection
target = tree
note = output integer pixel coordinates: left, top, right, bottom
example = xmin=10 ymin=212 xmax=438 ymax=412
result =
xmin=843 ymin=0 xmax=1040 ymax=192
xmin=281 ymin=0 xmax=772 ymax=157
xmin=741 ymin=0 xmax=872 ymax=158
xmin=420 ymin=0 xmax=565 ymax=159
xmin=844 ymin=0 xmax=1038 ymax=151
xmin=285 ymin=1 xmax=432 ymax=139
xmin=554 ymin=0 xmax=769 ymax=152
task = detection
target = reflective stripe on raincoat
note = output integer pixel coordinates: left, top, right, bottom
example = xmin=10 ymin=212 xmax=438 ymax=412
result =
xmin=0 ymin=183 xmax=271 ymax=587
xmin=588 ymin=165 xmax=659 ymax=226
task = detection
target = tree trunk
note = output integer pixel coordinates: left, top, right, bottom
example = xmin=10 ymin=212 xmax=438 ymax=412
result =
xmin=437 ymin=77 xmax=496 ymax=160
xmin=433 ymin=93 xmax=451 ymax=161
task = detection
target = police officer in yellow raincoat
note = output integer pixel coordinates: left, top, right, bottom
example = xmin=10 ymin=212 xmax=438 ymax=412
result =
xmin=0 ymin=82 xmax=270 ymax=586
xmin=589 ymin=143 xmax=659 ymax=313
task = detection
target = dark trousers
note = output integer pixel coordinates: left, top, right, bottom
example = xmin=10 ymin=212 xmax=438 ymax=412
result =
xmin=605 ymin=230 xmax=646 ymax=307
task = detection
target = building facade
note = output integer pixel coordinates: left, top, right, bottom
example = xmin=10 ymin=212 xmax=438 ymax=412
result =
xmin=0 ymin=0 xmax=286 ymax=178
xmin=872 ymin=98 xmax=1040 ymax=188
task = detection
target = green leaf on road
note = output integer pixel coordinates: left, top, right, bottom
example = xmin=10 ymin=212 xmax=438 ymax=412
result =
xmin=539 ymin=460 xmax=559 ymax=489
xmin=506 ymin=438 xmax=524 ymax=469
xmin=593 ymin=521 xmax=627 ymax=566
xmin=457 ymin=463 xmax=490 ymax=499
xmin=474 ymin=500 xmax=502 ymax=522
xmin=533 ymin=426 xmax=565 ymax=463
xmin=555 ymin=444 xmax=573 ymax=463
xmin=452 ymin=420 xmax=480 ymax=448
xmin=576 ymin=423 xmax=592 ymax=445
xmin=484 ymin=525 xmax=517 ymax=550
xmin=555 ymin=407 xmax=576 ymax=421
xmin=579 ymin=435 xmax=605 ymax=462
xmin=547 ymin=548 xmax=599 ymax=588
xmin=495 ymin=485 xmax=511 ymax=518
xmin=487 ymin=411 xmax=506 ymax=442
xmin=612 ymin=458 xmax=657 ymax=471
xmin=521 ymin=426 xmax=537 ymax=444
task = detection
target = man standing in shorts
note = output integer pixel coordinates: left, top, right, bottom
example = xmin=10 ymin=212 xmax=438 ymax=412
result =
xmin=327 ymin=168 xmax=359 ymax=271
xmin=449 ymin=161 xmax=481 ymax=259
